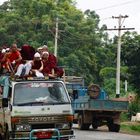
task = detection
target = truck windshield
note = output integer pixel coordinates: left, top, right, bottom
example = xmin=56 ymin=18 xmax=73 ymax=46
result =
xmin=13 ymin=82 xmax=70 ymax=106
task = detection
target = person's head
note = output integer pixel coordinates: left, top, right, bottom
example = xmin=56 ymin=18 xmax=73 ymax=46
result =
xmin=11 ymin=43 xmax=18 ymax=52
xmin=37 ymin=47 xmax=43 ymax=54
xmin=6 ymin=48 xmax=10 ymax=52
xmin=42 ymin=51 xmax=49 ymax=60
xmin=34 ymin=52 xmax=41 ymax=61
xmin=42 ymin=45 xmax=48 ymax=52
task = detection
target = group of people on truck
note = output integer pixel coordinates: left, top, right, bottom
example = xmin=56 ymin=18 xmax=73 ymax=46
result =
xmin=0 ymin=43 xmax=64 ymax=78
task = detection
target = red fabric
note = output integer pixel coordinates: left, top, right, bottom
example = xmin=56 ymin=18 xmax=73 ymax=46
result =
xmin=42 ymin=59 xmax=64 ymax=77
xmin=2 ymin=51 xmax=21 ymax=72
xmin=42 ymin=60 xmax=52 ymax=75
xmin=8 ymin=51 xmax=21 ymax=63
xmin=54 ymin=67 xmax=64 ymax=77
xmin=20 ymin=45 xmax=35 ymax=60
xmin=0 ymin=52 xmax=4 ymax=61
xmin=32 ymin=60 xmax=42 ymax=70
xmin=48 ymin=54 xmax=57 ymax=68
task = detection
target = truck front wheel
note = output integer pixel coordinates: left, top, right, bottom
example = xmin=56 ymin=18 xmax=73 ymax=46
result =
xmin=78 ymin=115 xmax=90 ymax=130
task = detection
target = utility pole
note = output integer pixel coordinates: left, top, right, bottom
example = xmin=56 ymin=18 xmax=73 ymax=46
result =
xmin=54 ymin=17 xmax=59 ymax=57
xmin=54 ymin=0 xmax=59 ymax=57
xmin=107 ymin=15 xmax=134 ymax=98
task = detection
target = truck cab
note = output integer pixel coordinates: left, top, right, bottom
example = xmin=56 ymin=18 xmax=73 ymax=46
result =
xmin=0 ymin=76 xmax=74 ymax=140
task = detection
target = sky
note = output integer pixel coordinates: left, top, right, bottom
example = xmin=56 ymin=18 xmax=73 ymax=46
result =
xmin=0 ymin=0 xmax=140 ymax=36
xmin=76 ymin=0 xmax=140 ymax=36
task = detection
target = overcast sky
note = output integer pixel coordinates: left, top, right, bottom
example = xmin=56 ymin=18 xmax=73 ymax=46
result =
xmin=76 ymin=0 xmax=140 ymax=36
xmin=0 ymin=0 xmax=140 ymax=36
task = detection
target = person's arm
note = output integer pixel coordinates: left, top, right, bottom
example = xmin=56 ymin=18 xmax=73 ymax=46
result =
xmin=15 ymin=52 xmax=22 ymax=63
xmin=1 ymin=52 xmax=9 ymax=62
xmin=39 ymin=61 xmax=43 ymax=72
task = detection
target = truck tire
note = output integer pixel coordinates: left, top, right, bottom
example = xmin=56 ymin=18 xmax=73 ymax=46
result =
xmin=92 ymin=118 xmax=99 ymax=130
xmin=92 ymin=123 xmax=98 ymax=130
xmin=78 ymin=115 xmax=90 ymax=130
xmin=107 ymin=120 xmax=120 ymax=132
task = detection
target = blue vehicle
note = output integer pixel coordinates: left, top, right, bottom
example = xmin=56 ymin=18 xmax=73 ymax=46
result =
xmin=65 ymin=76 xmax=129 ymax=132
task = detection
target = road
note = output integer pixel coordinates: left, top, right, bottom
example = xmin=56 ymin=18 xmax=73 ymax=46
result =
xmin=71 ymin=125 xmax=140 ymax=140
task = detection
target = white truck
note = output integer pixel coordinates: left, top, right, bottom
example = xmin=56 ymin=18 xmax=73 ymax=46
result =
xmin=0 ymin=76 xmax=74 ymax=140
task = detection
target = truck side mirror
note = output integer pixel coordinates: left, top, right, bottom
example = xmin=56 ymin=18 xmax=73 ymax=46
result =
xmin=2 ymin=98 xmax=8 ymax=107
xmin=73 ymin=90 xmax=78 ymax=100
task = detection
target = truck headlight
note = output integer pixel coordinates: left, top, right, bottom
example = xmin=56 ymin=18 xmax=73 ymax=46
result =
xmin=16 ymin=124 xmax=31 ymax=131
xmin=55 ymin=123 xmax=70 ymax=129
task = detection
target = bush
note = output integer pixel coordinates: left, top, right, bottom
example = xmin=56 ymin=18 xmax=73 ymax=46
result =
xmin=128 ymin=96 xmax=140 ymax=119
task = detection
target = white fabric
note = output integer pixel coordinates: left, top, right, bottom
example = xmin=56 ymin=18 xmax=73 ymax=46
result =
xmin=35 ymin=70 xmax=44 ymax=78
xmin=34 ymin=52 xmax=41 ymax=58
xmin=15 ymin=62 xmax=32 ymax=76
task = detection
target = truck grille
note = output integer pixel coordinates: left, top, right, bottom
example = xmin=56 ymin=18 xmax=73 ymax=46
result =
xmin=31 ymin=123 xmax=55 ymax=129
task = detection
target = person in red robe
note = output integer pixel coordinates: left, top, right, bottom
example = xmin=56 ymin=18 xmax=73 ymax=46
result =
xmin=30 ymin=52 xmax=44 ymax=77
xmin=2 ymin=44 xmax=22 ymax=73
xmin=42 ymin=51 xmax=63 ymax=78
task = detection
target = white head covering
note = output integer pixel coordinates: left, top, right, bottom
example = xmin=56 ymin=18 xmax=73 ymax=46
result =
xmin=34 ymin=52 xmax=41 ymax=58
xmin=6 ymin=48 xmax=10 ymax=51
xmin=2 ymin=49 xmax=6 ymax=53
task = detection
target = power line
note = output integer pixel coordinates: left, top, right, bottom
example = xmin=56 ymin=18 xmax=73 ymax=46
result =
xmin=94 ymin=0 xmax=139 ymax=11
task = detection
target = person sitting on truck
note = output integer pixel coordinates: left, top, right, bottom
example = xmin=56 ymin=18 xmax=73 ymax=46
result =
xmin=41 ymin=45 xmax=57 ymax=68
xmin=15 ymin=52 xmax=44 ymax=78
xmin=42 ymin=51 xmax=56 ymax=77
xmin=30 ymin=52 xmax=44 ymax=77
xmin=2 ymin=43 xmax=22 ymax=73
xmin=20 ymin=44 xmax=36 ymax=60
xmin=41 ymin=45 xmax=64 ymax=78
xmin=41 ymin=51 xmax=64 ymax=78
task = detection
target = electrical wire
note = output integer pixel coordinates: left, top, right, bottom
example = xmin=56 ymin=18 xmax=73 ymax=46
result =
xmin=94 ymin=0 xmax=139 ymax=11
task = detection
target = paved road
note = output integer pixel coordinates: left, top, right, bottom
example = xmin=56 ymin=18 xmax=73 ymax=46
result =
xmin=71 ymin=125 xmax=140 ymax=140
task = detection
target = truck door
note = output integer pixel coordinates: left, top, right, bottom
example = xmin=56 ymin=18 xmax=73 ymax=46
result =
xmin=0 ymin=85 xmax=4 ymax=136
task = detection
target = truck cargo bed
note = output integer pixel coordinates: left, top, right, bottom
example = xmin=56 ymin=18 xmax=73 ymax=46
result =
xmin=73 ymin=97 xmax=128 ymax=112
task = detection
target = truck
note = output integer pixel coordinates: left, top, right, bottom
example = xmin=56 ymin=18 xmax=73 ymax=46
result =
xmin=0 ymin=75 xmax=74 ymax=140
xmin=65 ymin=76 xmax=129 ymax=132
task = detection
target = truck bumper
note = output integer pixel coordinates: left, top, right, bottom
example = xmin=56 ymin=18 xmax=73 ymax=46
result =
xmin=9 ymin=129 xmax=74 ymax=140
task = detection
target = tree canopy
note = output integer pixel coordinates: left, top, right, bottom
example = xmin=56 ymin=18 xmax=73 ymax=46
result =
xmin=0 ymin=0 xmax=140 ymax=98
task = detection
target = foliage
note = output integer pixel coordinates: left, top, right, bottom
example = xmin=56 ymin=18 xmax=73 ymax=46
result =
xmin=128 ymin=96 xmax=140 ymax=119
xmin=121 ymin=123 xmax=140 ymax=134
xmin=121 ymin=32 xmax=140 ymax=95
xmin=0 ymin=0 xmax=140 ymax=99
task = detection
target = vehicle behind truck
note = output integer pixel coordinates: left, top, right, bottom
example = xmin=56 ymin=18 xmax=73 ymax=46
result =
xmin=0 ymin=76 xmax=74 ymax=140
xmin=65 ymin=76 xmax=129 ymax=132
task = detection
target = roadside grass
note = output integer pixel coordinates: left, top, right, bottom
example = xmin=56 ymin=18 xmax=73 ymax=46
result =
xmin=121 ymin=122 xmax=140 ymax=135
